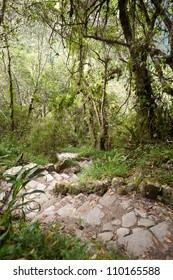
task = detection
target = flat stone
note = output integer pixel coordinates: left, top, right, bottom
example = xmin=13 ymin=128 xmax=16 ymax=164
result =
xmin=117 ymin=227 xmax=130 ymax=237
xmin=103 ymin=223 xmax=114 ymax=232
xmin=61 ymin=173 xmax=70 ymax=179
xmin=135 ymin=209 xmax=147 ymax=218
xmin=51 ymin=172 xmax=63 ymax=181
xmin=35 ymin=183 xmax=47 ymax=191
xmin=83 ymin=207 xmax=105 ymax=226
xmin=98 ymin=232 xmax=114 ymax=242
xmin=44 ymin=205 xmax=56 ymax=214
xmin=122 ymin=211 xmax=137 ymax=227
xmin=132 ymin=227 xmax=144 ymax=234
xmin=99 ymin=193 xmax=117 ymax=207
xmin=111 ymin=219 xmax=121 ymax=226
xmin=118 ymin=229 xmax=154 ymax=257
xmin=138 ymin=218 xmax=155 ymax=228
xmin=57 ymin=204 xmax=76 ymax=218
xmin=25 ymin=180 xmax=39 ymax=189
xmin=41 ymin=198 xmax=57 ymax=211
xmin=121 ymin=200 xmax=132 ymax=210
xmin=57 ymin=152 xmax=78 ymax=160
xmin=150 ymin=222 xmax=172 ymax=245
xmin=45 ymin=174 xmax=54 ymax=182
xmin=4 ymin=166 xmax=22 ymax=176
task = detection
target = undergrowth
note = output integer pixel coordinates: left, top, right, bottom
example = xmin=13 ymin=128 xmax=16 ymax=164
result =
xmin=0 ymin=221 xmax=88 ymax=260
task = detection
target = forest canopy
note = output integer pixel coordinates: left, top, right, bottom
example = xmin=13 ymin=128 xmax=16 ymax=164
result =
xmin=0 ymin=0 xmax=173 ymax=152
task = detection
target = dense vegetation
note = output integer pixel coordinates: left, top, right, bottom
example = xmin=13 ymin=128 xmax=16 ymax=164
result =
xmin=0 ymin=0 xmax=173 ymax=259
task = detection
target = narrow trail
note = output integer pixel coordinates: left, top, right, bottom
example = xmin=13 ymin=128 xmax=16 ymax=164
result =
xmin=1 ymin=153 xmax=173 ymax=259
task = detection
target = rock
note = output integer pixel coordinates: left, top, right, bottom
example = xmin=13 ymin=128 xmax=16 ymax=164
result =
xmin=111 ymin=178 xmax=122 ymax=189
xmin=45 ymin=163 xmax=55 ymax=172
xmin=122 ymin=211 xmax=137 ymax=227
xmin=150 ymin=222 xmax=172 ymax=246
xmin=99 ymin=192 xmax=117 ymax=207
xmin=118 ymin=229 xmax=154 ymax=257
xmin=57 ymin=153 xmax=78 ymax=161
xmin=111 ymin=219 xmax=121 ymax=226
xmin=127 ymin=182 xmax=138 ymax=192
xmin=54 ymin=182 xmax=69 ymax=195
xmin=140 ymin=180 xmax=162 ymax=199
xmin=162 ymin=186 xmax=173 ymax=204
xmin=138 ymin=218 xmax=155 ymax=228
xmin=117 ymin=227 xmax=130 ymax=237
xmin=98 ymin=232 xmax=114 ymax=242
xmin=83 ymin=207 xmax=105 ymax=226
xmin=51 ymin=172 xmax=63 ymax=181
xmin=135 ymin=209 xmax=147 ymax=218
xmin=103 ymin=223 xmax=114 ymax=232
xmin=128 ymin=168 xmax=142 ymax=186
xmin=117 ymin=186 xmax=128 ymax=195
xmin=84 ymin=180 xmax=110 ymax=195
xmin=57 ymin=204 xmax=76 ymax=218
xmin=45 ymin=173 xmax=54 ymax=182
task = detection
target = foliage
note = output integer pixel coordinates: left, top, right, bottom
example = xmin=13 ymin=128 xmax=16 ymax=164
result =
xmin=0 ymin=166 xmax=45 ymax=242
xmin=0 ymin=221 xmax=88 ymax=260
xmin=128 ymin=142 xmax=173 ymax=186
xmin=79 ymin=149 xmax=129 ymax=183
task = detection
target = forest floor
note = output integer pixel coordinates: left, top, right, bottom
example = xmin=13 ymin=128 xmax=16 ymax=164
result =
xmin=1 ymin=152 xmax=173 ymax=260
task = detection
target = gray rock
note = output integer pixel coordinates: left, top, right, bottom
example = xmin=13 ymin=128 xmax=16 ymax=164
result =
xmin=135 ymin=209 xmax=147 ymax=218
xmin=138 ymin=218 xmax=155 ymax=228
xmin=127 ymin=182 xmax=138 ymax=192
xmin=51 ymin=172 xmax=63 ymax=181
xmin=103 ymin=223 xmax=114 ymax=232
xmin=117 ymin=227 xmax=130 ymax=237
xmin=99 ymin=193 xmax=117 ymax=207
xmin=111 ymin=219 xmax=121 ymax=226
xmin=118 ymin=229 xmax=154 ymax=257
xmin=111 ymin=178 xmax=122 ymax=189
xmin=57 ymin=204 xmax=76 ymax=218
xmin=150 ymin=222 xmax=172 ymax=247
xmin=140 ymin=180 xmax=162 ymax=199
xmin=122 ymin=211 xmax=137 ymax=227
xmin=98 ymin=232 xmax=114 ymax=242
xmin=83 ymin=207 xmax=104 ymax=226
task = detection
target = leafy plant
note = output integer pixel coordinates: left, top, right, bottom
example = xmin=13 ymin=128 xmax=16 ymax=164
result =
xmin=79 ymin=150 xmax=129 ymax=183
xmin=0 ymin=166 xmax=44 ymax=242
xmin=0 ymin=221 xmax=88 ymax=260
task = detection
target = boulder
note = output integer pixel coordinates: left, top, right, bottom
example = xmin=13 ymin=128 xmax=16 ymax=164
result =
xmin=140 ymin=180 xmax=162 ymax=199
xmin=111 ymin=177 xmax=122 ymax=189
xmin=162 ymin=186 xmax=173 ymax=204
xmin=117 ymin=186 xmax=128 ymax=196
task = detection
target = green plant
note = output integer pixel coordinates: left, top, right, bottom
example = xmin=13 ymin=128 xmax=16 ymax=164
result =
xmin=0 ymin=166 xmax=44 ymax=242
xmin=0 ymin=221 xmax=88 ymax=260
xmin=79 ymin=150 xmax=129 ymax=183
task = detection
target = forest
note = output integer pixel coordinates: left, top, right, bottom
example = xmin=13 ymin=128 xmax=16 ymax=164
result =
xmin=0 ymin=0 xmax=173 ymax=260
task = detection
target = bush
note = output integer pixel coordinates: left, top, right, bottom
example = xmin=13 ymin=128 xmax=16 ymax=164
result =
xmin=0 ymin=222 xmax=88 ymax=260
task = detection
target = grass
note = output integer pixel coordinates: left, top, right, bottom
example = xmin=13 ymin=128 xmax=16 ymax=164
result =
xmin=0 ymin=221 xmax=88 ymax=260
xmin=78 ymin=149 xmax=130 ymax=183
xmin=127 ymin=142 xmax=173 ymax=186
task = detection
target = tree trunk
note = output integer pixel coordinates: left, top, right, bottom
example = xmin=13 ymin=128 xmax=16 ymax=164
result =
xmin=5 ymin=36 xmax=15 ymax=131
xmin=118 ymin=0 xmax=157 ymax=139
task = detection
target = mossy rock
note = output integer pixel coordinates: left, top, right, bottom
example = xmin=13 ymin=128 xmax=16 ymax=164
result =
xmin=140 ymin=180 xmax=162 ymax=199
xmin=54 ymin=182 xmax=69 ymax=195
xmin=54 ymin=159 xmax=80 ymax=173
xmin=117 ymin=186 xmax=128 ymax=196
xmin=81 ymin=180 xmax=110 ymax=195
xmin=54 ymin=181 xmax=81 ymax=195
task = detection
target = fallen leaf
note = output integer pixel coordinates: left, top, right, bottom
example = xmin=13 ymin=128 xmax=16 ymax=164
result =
xmin=163 ymin=236 xmax=172 ymax=244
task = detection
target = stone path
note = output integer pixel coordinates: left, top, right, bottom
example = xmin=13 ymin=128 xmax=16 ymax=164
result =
xmin=0 ymin=153 xmax=173 ymax=259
